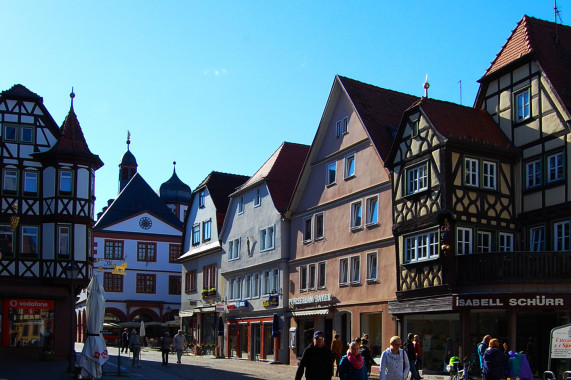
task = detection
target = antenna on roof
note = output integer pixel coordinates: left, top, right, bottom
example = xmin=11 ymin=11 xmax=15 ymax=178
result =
xmin=458 ymin=80 xmax=462 ymax=105
xmin=554 ymin=0 xmax=563 ymax=24
xmin=423 ymin=75 xmax=430 ymax=98
xmin=126 ymin=131 xmax=131 ymax=151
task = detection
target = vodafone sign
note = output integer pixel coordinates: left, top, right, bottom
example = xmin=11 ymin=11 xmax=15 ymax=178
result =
xmin=6 ymin=299 xmax=54 ymax=310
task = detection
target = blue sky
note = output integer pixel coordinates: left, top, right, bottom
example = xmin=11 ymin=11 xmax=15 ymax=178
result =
xmin=0 ymin=1 xmax=560 ymax=214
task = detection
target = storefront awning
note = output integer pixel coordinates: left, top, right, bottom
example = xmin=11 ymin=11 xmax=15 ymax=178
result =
xmin=193 ymin=307 xmax=215 ymax=313
xmin=292 ymin=308 xmax=329 ymax=316
xmin=179 ymin=310 xmax=194 ymax=317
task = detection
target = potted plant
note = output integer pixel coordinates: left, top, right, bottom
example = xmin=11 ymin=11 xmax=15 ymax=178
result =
xmin=201 ymin=289 xmax=209 ymax=298
xmin=208 ymin=288 xmax=216 ymax=296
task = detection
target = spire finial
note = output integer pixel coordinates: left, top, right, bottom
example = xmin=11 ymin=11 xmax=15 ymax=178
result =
xmin=173 ymin=161 xmax=177 ymax=173
xmin=423 ymin=75 xmax=430 ymax=98
xmin=70 ymin=87 xmax=75 ymax=107
xmin=126 ymin=131 xmax=131 ymax=151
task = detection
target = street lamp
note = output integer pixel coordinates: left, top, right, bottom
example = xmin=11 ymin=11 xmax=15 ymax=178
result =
xmin=65 ymin=261 xmax=80 ymax=373
xmin=166 ymin=306 xmax=172 ymax=321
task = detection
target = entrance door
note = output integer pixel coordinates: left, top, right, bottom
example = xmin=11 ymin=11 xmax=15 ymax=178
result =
xmin=239 ymin=324 xmax=248 ymax=359
xmin=251 ymin=323 xmax=261 ymax=361
xmin=340 ymin=312 xmax=352 ymax=349
xmin=263 ymin=322 xmax=274 ymax=361
xmin=325 ymin=318 xmax=333 ymax=348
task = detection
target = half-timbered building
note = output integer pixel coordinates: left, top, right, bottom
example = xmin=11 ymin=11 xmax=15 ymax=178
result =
xmin=0 ymin=85 xmax=102 ymax=360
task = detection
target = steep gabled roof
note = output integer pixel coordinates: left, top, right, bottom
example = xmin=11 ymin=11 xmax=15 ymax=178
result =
xmin=1 ymin=84 xmax=42 ymax=100
xmin=480 ymin=15 xmax=571 ymax=111
xmin=338 ymin=76 xmax=418 ymax=161
xmin=234 ymin=142 xmax=309 ymax=213
xmin=94 ymin=172 xmax=182 ymax=230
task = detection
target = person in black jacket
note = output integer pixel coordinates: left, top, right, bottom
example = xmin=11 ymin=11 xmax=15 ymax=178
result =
xmin=404 ymin=333 xmax=421 ymax=380
xmin=295 ymin=331 xmax=334 ymax=380
xmin=359 ymin=339 xmax=376 ymax=376
xmin=482 ymin=338 xmax=510 ymax=380
xmin=121 ymin=328 xmax=130 ymax=354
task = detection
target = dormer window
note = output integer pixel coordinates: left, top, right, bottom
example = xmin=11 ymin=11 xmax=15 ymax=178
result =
xmin=254 ymin=188 xmax=261 ymax=207
xmin=336 ymin=116 xmax=349 ymax=137
xmin=237 ymin=196 xmax=244 ymax=214
xmin=198 ymin=190 xmax=206 ymax=208
xmin=514 ymin=88 xmax=530 ymax=122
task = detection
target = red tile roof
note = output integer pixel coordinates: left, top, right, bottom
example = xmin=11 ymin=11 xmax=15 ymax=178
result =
xmin=338 ymin=76 xmax=418 ymax=161
xmin=482 ymin=15 xmax=571 ymax=110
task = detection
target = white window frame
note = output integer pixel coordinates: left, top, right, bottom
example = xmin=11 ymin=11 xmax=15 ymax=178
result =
xmin=327 ymin=162 xmax=337 ymax=186
xmin=237 ymin=196 xmax=244 ymax=214
xmin=300 ymin=265 xmax=308 ymax=291
xmin=482 ymin=161 xmax=497 ymax=190
xmin=236 ymin=277 xmax=243 ymax=300
xmin=477 ymin=231 xmax=492 ymax=253
xmin=530 ymin=226 xmax=545 ymax=252
xmin=554 ymin=220 xmax=570 ymax=252
xmin=350 ymin=201 xmax=362 ymax=230
xmin=23 ymin=171 xmax=38 ymax=194
xmin=59 ymin=170 xmax=73 ymax=194
xmin=262 ymin=270 xmax=271 ymax=296
xmin=404 ymin=230 xmax=439 ymax=263
xmin=499 ymin=232 xmax=514 ymax=252
xmin=303 ymin=217 xmax=312 ymax=242
xmin=514 ymin=88 xmax=530 ymax=122
xmin=465 ymin=158 xmax=479 ymax=187
xmin=317 ymin=261 xmax=326 ymax=289
xmin=254 ymin=188 xmax=261 ymax=207
xmin=244 ymin=275 xmax=251 ymax=299
xmin=21 ymin=226 xmax=39 ymax=256
xmin=336 ymin=117 xmax=348 ymax=137
xmin=228 ymin=238 xmax=241 ymax=261
xmin=252 ymin=273 xmax=260 ymax=298
xmin=350 ymin=256 xmax=360 ymax=284
xmin=407 ymin=162 xmax=428 ymax=195
xmin=365 ymin=196 xmax=379 ymax=225
xmin=456 ymin=227 xmax=473 ymax=255
xmin=339 ymin=258 xmax=349 ymax=286
xmin=259 ymin=225 xmax=275 ymax=252
xmin=366 ymin=252 xmax=378 ymax=282
xmin=198 ymin=190 xmax=206 ymax=208
xmin=547 ymin=152 xmax=564 ymax=183
xmin=57 ymin=224 xmax=71 ymax=256
xmin=3 ymin=169 xmax=18 ymax=193
xmin=192 ymin=224 xmax=200 ymax=246
xmin=202 ymin=220 xmax=211 ymax=242
xmin=228 ymin=278 xmax=236 ymax=300
xmin=314 ymin=213 xmax=324 ymax=240
xmin=526 ymin=160 xmax=541 ymax=188
xmin=271 ymin=269 xmax=279 ymax=294
xmin=308 ymin=263 xmax=316 ymax=290
xmin=344 ymin=153 xmax=356 ymax=179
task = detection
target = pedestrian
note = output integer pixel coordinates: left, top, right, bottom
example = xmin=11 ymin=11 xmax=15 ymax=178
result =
xmin=380 ymin=336 xmax=409 ymax=380
xmin=339 ymin=342 xmax=368 ymax=380
xmin=160 ymin=331 xmax=173 ymax=366
xmin=482 ymin=338 xmax=510 ymax=380
xmin=413 ymin=335 xmax=423 ymax=378
xmin=129 ymin=329 xmax=142 ymax=368
xmin=295 ymin=330 xmax=334 ymax=380
xmin=404 ymin=333 xmax=421 ymax=380
xmin=331 ymin=334 xmax=344 ymax=377
xmin=121 ymin=328 xmax=130 ymax=354
xmin=359 ymin=339 xmax=375 ymax=377
xmin=173 ymin=330 xmax=187 ymax=364
xmin=478 ymin=335 xmax=492 ymax=370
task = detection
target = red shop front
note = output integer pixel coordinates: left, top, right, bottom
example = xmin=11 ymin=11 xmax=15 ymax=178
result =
xmin=226 ymin=316 xmax=275 ymax=361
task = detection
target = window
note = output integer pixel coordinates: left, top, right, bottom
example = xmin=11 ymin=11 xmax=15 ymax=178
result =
xmin=103 ymin=272 xmax=123 ymax=292
xmin=104 ymin=240 xmax=124 ymax=260
xmin=482 ymin=161 xmax=497 ymax=190
xmin=136 ymin=274 xmax=156 ymax=293
xmin=57 ymin=225 xmax=71 ymax=257
xmin=547 ymin=152 xmax=564 ymax=183
xmin=137 ymin=242 xmax=156 ymax=262
xmin=336 ymin=116 xmax=348 ymax=137
xmin=303 ymin=217 xmax=312 ymax=242
xmin=477 ymin=231 xmax=492 ymax=253
xmin=327 ymin=162 xmax=336 ymax=186
xmin=230 ymin=278 xmax=242 ymax=300
xmin=21 ymin=126 xmax=33 ymax=143
xmin=192 ymin=224 xmax=200 ymax=246
xmin=404 ymin=231 xmax=439 ymax=262
xmin=23 ymin=171 xmax=38 ymax=195
xmin=238 ymin=197 xmax=244 ymax=214
xmin=198 ymin=190 xmax=206 ymax=208
xmin=262 ymin=271 xmax=270 ymax=296
xmin=169 ymin=276 xmax=182 ymax=295
xmin=317 ymin=261 xmax=326 ymax=288
xmin=465 ymin=158 xmax=479 ymax=187
xmin=4 ymin=125 xmax=16 ymax=141
xmin=300 ymin=265 xmax=308 ymax=291
xmin=407 ymin=163 xmax=428 ymax=194
xmin=411 ymin=119 xmax=419 ymax=137
xmin=344 ymin=154 xmax=355 ymax=178
xmin=259 ymin=225 xmax=275 ymax=252
xmin=350 ymin=256 xmax=360 ymax=283
xmin=366 ymin=252 xmax=378 ymax=281
xmin=339 ymin=258 xmax=349 ymax=285
xmin=59 ymin=170 xmax=73 ymax=195
xmin=366 ymin=197 xmax=378 ymax=225
xmin=202 ymin=220 xmax=211 ymax=242
xmin=308 ymin=264 xmax=316 ymax=289
xmin=314 ymin=213 xmax=324 ymax=240
xmin=228 ymin=238 xmax=240 ymax=260
xmin=499 ymin=233 xmax=514 ymax=252
xmin=351 ymin=201 xmax=362 ymax=229
xmin=554 ymin=221 xmax=570 ymax=251
xmin=228 ymin=279 xmax=235 ymax=300
xmin=526 ymin=160 xmax=541 ymax=189
xmin=0 ymin=225 xmax=14 ymax=257
xmin=244 ymin=275 xmax=251 ymax=298
xmin=515 ymin=89 xmax=530 ymax=122
xmin=271 ymin=269 xmax=279 ymax=294
xmin=252 ymin=273 xmax=260 ymax=298
xmin=530 ymin=226 xmax=545 ymax=252
xmin=456 ymin=227 xmax=473 ymax=255
xmin=169 ymin=244 xmax=181 ymax=263
xmin=254 ymin=188 xmax=261 ymax=207
xmin=3 ymin=169 xmax=17 ymax=193
xmin=21 ymin=226 xmax=38 ymax=256
xmin=185 ymin=270 xmax=197 ymax=293
xmin=203 ymin=264 xmax=216 ymax=290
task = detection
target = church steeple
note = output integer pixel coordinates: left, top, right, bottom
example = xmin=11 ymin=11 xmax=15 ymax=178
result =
xmin=118 ymin=131 xmax=137 ymax=193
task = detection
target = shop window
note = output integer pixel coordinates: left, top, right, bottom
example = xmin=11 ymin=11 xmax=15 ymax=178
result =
xmin=6 ymin=298 xmax=55 ymax=348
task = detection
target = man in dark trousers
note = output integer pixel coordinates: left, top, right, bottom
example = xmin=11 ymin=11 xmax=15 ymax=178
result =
xmin=404 ymin=333 xmax=421 ymax=380
xmin=121 ymin=328 xmax=130 ymax=354
xmin=295 ymin=331 xmax=334 ymax=380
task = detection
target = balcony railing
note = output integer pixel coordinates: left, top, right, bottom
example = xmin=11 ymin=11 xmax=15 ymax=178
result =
xmin=456 ymin=250 xmax=571 ymax=285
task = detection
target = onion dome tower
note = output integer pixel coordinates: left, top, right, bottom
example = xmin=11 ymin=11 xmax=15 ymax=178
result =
xmin=159 ymin=162 xmax=191 ymax=221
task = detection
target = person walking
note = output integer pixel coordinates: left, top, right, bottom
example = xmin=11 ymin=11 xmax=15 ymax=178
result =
xmin=482 ymin=338 xmax=509 ymax=380
xmin=173 ymin=330 xmax=187 ymax=364
xmin=339 ymin=342 xmax=368 ymax=380
xmin=160 ymin=331 xmax=173 ymax=366
xmin=128 ymin=329 xmax=142 ymax=368
xmin=478 ymin=335 xmax=492 ymax=370
xmin=359 ymin=339 xmax=375 ymax=377
xmin=295 ymin=331 xmax=334 ymax=380
xmin=404 ymin=333 xmax=421 ymax=380
xmin=121 ymin=328 xmax=130 ymax=354
xmin=380 ymin=336 xmax=409 ymax=380
xmin=331 ymin=334 xmax=344 ymax=377
xmin=413 ymin=335 xmax=423 ymax=378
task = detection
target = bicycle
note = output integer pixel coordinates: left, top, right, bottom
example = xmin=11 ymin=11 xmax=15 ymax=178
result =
xmin=448 ymin=357 xmax=474 ymax=380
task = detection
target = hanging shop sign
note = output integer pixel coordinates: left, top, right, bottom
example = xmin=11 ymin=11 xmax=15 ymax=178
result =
xmin=263 ymin=296 xmax=279 ymax=307
xmin=289 ymin=293 xmax=332 ymax=307
xmin=453 ymin=293 xmax=570 ymax=310
xmin=227 ymin=300 xmax=248 ymax=310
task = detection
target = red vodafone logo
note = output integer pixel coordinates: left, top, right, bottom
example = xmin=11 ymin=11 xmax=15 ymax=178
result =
xmin=9 ymin=300 xmax=17 ymax=307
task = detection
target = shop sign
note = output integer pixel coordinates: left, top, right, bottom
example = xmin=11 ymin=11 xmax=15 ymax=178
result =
xmin=263 ymin=296 xmax=279 ymax=307
xmin=215 ymin=304 xmax=225 ymax=313
xmin=289 ymin=293 xmax=332 ymax=306
xmin=550 ymin=324 xmax=571 ymax=359
xmin=227 ymin=300 xmax=248 ymax=310
xmin=454 ymin=293 xmax=570 ymax=310
xmin=6 ymin=299 xmax=54 ymax=310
